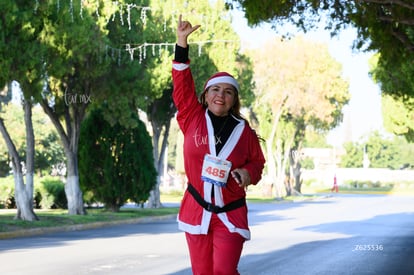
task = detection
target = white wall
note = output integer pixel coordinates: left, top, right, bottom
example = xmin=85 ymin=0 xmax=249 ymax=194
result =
xmin=302 ymin=168 xmax=414 ymax=186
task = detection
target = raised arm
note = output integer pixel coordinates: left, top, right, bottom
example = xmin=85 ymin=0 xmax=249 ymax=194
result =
xmin=176 ymin=14 xmax=201 ymax=48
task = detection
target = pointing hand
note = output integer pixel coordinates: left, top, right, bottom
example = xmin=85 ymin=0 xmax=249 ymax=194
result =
xmin=177 ymin=14 xmax=201 ymax=48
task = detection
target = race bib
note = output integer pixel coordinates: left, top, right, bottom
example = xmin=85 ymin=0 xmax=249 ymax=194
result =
xmin=201 ymin=154 xmax=232 ymax=187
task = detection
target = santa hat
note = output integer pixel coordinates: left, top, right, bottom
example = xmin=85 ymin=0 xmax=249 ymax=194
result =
xmin=204 ymin=72 xmax=239 ymax=93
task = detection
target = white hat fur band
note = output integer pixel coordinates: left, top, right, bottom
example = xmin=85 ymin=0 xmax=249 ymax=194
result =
xmin=204 ymin=73 xmax=240 ymax=93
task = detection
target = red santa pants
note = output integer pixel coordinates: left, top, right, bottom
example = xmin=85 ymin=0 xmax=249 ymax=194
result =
xmin=185 ymin=213 xmax=245 ymax=275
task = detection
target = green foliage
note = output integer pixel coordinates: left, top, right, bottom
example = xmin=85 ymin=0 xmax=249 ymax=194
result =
xmin=301 ymin=157 xmax=315 ymax=170
xmin=35 ymin=177 xmax=67 ymax=209
xmin=342 ymin=180 xmax=395 ymax=191
xmin=0 ymin=1 xmax=45 ymax=94
xmin=2 ymin=0 xmax=161 ymax=214
xmin=366 ymin=133 xmax=397 ymax=169
xmin=1 ymin=0 xmax=256 ymax=211
xmin=341 ymin=131 xmax=414 ymax=169
xmin=0 ymin=177 xmax=15 ymax=209
xmin=0 ymin=176 xmax=66 ymax=209
xmin=381 ymin=93 xmax=414 ymax=142
xmin=371 ymin=52 xmax=414 ymax=99
xmin=369 ymin=54 xmax=414 ymax=142
xmin=303 ymin=128 xmax=331 ymax=148
xmin=228 ymin=0 xmax=414 ymax=98
xmin=79 ymin=107 xmax=157 ymax=212
xmin=0 ymin=153 xmax=9 ymax=177
xmin=341 ymin=141 xmax=364 ymax=168
xmin=0 ymin=104 xmax=26 ymax=160
xmin=0 ymin=104 xmax=65 ymax=176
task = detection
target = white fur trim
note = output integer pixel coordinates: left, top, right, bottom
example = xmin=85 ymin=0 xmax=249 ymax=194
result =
xmin=218 ymin=212 xmax=251 ymax=240
xmin=205 ymin=76 xmax=239 ymax=92
xmin=172 ymin=63 xmax=190 ymax=71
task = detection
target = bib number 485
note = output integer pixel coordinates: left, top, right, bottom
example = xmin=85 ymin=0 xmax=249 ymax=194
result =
xmin=205 ymin=166 xmax=226 ymax=178
xmin=201 ymin=154 xmax=232 ymax=187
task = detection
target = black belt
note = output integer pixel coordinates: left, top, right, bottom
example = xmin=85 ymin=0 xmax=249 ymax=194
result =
xmin=187 ymin=183 xmax=246 ymax=214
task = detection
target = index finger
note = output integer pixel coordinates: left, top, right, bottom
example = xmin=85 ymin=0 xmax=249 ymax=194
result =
xmin=178 ymin=14 xmax=182 ymax=25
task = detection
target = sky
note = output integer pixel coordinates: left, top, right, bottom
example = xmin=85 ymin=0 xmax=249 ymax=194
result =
xmin=230 ymin=10 xmax=384 ymax=146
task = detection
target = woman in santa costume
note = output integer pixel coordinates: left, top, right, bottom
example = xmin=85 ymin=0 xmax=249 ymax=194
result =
xmin=172 ymin=15 xmax=265 ymax=275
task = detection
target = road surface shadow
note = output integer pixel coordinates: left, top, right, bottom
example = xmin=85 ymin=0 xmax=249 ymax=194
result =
xmin=169 ymin=211 xmax=414 ymax=275
xmin=168 ymin=233 xmax=414 ymax=275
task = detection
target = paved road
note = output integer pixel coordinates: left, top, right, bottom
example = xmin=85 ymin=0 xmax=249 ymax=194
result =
xmin=0 ymin=194 xmax=413 ymax=275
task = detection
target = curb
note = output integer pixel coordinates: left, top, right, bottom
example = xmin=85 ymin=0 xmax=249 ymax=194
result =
xmin=0 ymin=214 xmax=177 ymax=240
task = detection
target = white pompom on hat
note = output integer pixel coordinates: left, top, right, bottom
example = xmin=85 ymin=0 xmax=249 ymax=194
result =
xmin=203 ymin=72 xmax=239 ymax=93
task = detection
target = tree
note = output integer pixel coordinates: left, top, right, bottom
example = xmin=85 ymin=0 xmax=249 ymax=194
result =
xmin=250 ymin=36 xmax=349 ymax=197
xmin=341 ymin=131 xmax=414 ymax=168
xmin=37 ymin=0 xmax=106 ymax=215
xmin=227 ymin=0 xmax=414 ymax=98
xmin=366 ymin=132 xmax=399 ymax=169
xmin=79 ymin=107 xmax=156 ymax=212
xmin=0 ymin=101 xmax=65 ymax=176
xmin=381 ymin=93 xmax=414 ymax=142
xmin=0 ymin=88 xmax=38 ymax=221
xmin=369 ymin=54 xmax=414 ymax=142
xmin=146 ymin=86 xmax=176 ymax=208
xmin=303 ymin=127 xmax=331 ymax=148
xmin=0 ymin=103 xmax=26 ymax=169
xmin=0 ymin=0 xmax=46 ymax=221
xmin=37 ymin=0 xmax=155 ymax=214
xmin=134 ymin=10 xmax=176 ymax=207
xmin=2 ymin=0 xmax=254 ymax=213
xmin=341 ymin=141 xmax=364 ymax=168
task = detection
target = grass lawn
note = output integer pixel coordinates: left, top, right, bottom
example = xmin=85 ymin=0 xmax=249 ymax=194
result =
xmin=0 ymin=207 xmax=178 ymax=233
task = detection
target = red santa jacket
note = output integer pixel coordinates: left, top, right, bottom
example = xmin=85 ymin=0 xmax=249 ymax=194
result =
xmin=172 ymin=60 xmax=265 ymax=240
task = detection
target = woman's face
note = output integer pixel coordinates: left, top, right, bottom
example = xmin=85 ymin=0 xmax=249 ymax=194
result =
xmin=204 ymin=83 xmax=236 ymax=117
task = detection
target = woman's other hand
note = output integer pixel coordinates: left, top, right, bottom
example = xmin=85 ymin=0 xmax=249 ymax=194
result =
xmin=231 ymin=169 xmax=251 ymax=189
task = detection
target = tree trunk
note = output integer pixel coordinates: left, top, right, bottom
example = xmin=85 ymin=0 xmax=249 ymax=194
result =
xmin=20 ymin=99 xmax=38 ymax=220
xmin=284 ymin=174 xmax=292 ymax=196
xmin=292 ymin=155 xmax=302 ymax=194
xmin=147 ymin=123 xmax=162 ymax=208
xmin=266 ymin=139 xmax=279 ymax=197
xmin=14 ymin=172 xmax=37 ymax=221
xmin=266 ymin=114 xmax=282 ymax=198
xmin=146 ymin=90 xmax=176 ymax=208
xmin=64 ymin=127 xmax=86 ymax=215
xmin=40 ymin=99 xmax=86 ymax=215
xmin=264 ymin=97 xmax=287 ymax=199
xmin=65 ymin=174 xmax=85 ymax=214
xmin=288 ymin=150 xmax=302 ymax=195
xmin=280 ymin=136 xmax=294 ymax=196
xmin=274 ymin=139 xmax=286 ymax=198
xmin=147 ymin=118 xmax=171 ymax=208
xmin=0 ymin=98 xmax=38 ymax=221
